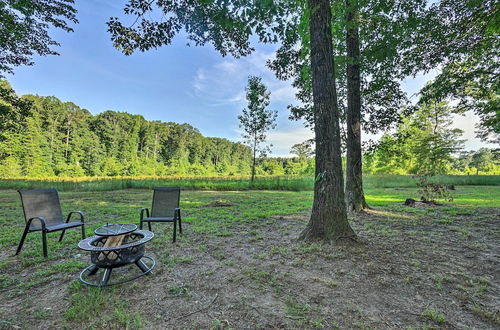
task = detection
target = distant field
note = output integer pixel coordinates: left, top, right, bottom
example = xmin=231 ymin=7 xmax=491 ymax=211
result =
xmin=0 ymin=174 xmax=498 ymax=192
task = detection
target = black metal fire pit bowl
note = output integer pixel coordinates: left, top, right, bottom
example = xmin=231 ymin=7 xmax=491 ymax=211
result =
xmin=78 ymin=224 xmax=155 ymax=287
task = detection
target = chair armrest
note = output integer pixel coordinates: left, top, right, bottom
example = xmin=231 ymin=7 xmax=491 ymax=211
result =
xmin=174 ymin=208 xmax=181 ymax=219
xmin=67 ymin=211 xmax=85 ymax=223
xmin=28 ymin=216 xmax=47 ymax=230
xmin=140 ymin=208 xmax=150 ymax=220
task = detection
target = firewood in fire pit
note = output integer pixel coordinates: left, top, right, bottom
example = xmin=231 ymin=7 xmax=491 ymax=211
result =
xmin=98 ymin=234 xmax=129 ymax=261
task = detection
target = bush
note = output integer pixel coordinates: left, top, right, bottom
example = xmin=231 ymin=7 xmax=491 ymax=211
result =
xmin=414 ymin=174 xmax=453 ymax=203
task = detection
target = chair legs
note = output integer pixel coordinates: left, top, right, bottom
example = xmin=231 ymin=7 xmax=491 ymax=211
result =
xmin=140 ymin=219 xmax=182 ymax=243
xmin=17 ymin=225 xmax=85 ymax=258
xmin=172 ymin=220 xmax=177 ymax=243
xmin=59 ymin=224 xmax=85 ymax=242
xmin=15 ymin=225 xmax=30 ymax=255
xmin=59 ymin=230 xmax=66 ymax=242
xmin=139 ymin=220 xmax=152 ymax=231
xmin=42 ymin=231 xmax=48 ymax=258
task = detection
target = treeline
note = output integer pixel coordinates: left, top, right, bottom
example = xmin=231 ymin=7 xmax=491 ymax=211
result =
xmin=1 ymin=81 xmax=497 ymax=178
xmin=0 ymin=81 xmax=256 ymax=177
xmin=363 ymin=102 xmax=500 ymax=175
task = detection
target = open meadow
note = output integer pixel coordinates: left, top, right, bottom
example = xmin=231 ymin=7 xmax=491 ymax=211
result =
xmin=0 ymin=184 xmax=498 ymax=329
xmin=2 ymin=0 xmax=498 ymax=328
xmin=0 ymin=174 xmax=498 ymax=192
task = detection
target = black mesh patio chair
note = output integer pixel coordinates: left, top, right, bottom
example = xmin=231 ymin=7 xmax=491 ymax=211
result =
xmin=139 ymin=187 xmax=182 ymax=242
xmin=17 ymin=189 xmax=85 ymax=258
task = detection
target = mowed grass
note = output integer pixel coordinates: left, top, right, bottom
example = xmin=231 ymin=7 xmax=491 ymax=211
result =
xmin=0 ymin=190 xmax=313 ymax=252
xmin=366 ymin=185 xmax=500 ymax=208
xmin=0 ymin=174 xmax=498 ymax=191
xmin=0 ymin=186 xmax=497 ymax=251
xmin=0 ymin=185 xmax=498 ymax=328
xmin=0 ymin=186 xmax=497 ymax=257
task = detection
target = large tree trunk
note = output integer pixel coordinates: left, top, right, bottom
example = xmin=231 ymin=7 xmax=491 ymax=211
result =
xmin=299 ymin=0 xmax=356 ymax=241
xmin=345 ymin=0 xmax=368 ymax=213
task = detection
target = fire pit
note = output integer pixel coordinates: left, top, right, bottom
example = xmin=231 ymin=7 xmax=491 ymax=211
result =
xmin=78 ymin=223 xmax=155 ymax=287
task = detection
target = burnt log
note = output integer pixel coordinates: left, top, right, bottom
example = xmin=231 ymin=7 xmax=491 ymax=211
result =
xmin=404 ymin=198 xmax=416 ymax=206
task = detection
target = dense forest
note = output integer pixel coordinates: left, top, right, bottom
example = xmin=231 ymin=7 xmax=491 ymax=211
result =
xmin=0 ymin=80 xmax=497 ymax=178
xmin=0 ymin=80 xmax=255 ymax=177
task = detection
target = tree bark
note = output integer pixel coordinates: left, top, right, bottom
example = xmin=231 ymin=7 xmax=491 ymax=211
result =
xmin=345 ymin=0 xmax=368 ymax=213
xmin=65 ymin=126 xmax=71 ymax=160
xmin=154 ymin=132 xmax=158 ymax=161
xmin=299 ymin=0 xmax=356 ymax=241
xmin=251 ymin=133 xmax=257 ymax=182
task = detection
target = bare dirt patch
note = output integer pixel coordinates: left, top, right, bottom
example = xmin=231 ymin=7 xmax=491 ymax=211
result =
xmin=200 ymin=200 xmax=234 ymax=208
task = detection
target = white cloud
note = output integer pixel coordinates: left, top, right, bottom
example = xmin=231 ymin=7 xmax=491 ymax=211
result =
xmin=193 ymin=69 xmax=206 ymax=92
xmin=216 ymin=60 xmax=241 ymax=74
xmin=452 ymin=111 xmax=497 ymax=151
xmin=191 ymin=49 xmax=297 ymax=107
xmin=267 ymin=126 xmax=314 ymax=157
xmin=271 ymin=85 xmax=297 ymax=103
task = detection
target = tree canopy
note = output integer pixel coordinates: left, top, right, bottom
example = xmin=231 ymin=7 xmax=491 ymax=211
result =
xmin=409 ymin=0 xmax=499 ymax=142
xmin=238 ymin=76 xmax=277 ymax=182
xmin=107 ymin=0 xmax=296 ymax=58
xmin=0 ymin=0 xmax=78 ymax=77
xmin=268 ymin=0 xmax=427 ymax=133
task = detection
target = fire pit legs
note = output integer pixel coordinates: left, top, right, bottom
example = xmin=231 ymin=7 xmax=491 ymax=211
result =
xmin=101 ymin=269 xmax=112 ymax=286
xmin=88 ymin=264 xmax=99 ymax=276
xmin=136 ymin=259 xmax=150 ymax=274
xmin=79 ymin=256 xmax=156 ymax=287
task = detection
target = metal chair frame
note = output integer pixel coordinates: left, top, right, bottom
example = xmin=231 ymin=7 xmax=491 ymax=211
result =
xmin=16 ymin=189 xmax=85 ymax=258
xmin=139 ymin=187 xmax=182 ymax=242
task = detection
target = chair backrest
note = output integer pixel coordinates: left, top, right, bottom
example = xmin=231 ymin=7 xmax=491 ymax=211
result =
xmin=151 ymin=187 xmax=180 ymax=218
xmin=18 ymin=189 xmax=64 ymax=230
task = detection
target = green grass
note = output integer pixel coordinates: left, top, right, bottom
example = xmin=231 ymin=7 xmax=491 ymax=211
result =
xmin=365 ymin=174 xmax=500 ymax=188
xmin=422 ymin=308 xmax=446 ymax=324
xmin=0 ymin=184 xmax=498 ymax=328
xmin=64 ymin=282 xmax=143 ymax=328
xmin=0 ymin=174 xmax=498 ymax=192
xmin=365 ymin=186 xmax=500 ymax=208
xmin=0 ymin=176 xmax=313 ymax=191
xmin=0 ymin=186 xmax=497 ymax=253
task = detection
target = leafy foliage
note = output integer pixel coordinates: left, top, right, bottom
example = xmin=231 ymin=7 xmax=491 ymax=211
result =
xmin=409 ymin=0 xmax=499 ymax=142
xmin=268 ymin=0 xmax=425 ymax=134
xmin=106 ymin=0 xmax=296 ymax=58
xmin=0 ymin=81 xmax=252 ymax=177
xmin=470 ymin=148 xmax=498 ymax=174
xmin=290 ymin=139 xmax=314 ymax=160
xmin=408 ymin=102 xmax=465 ymax=176
xmin=238 ymin=76 xmax=277 ymax=181
xmin=364 ymin=101 xmax=466 ymax=175
xmin=0 ymin=0 xmax=78 ymax=76
xmin=414 ymin=174 xmax=453 ymax=203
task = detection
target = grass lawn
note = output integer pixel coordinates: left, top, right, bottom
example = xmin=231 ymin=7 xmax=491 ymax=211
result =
xmin=0 ymin=186 xmax=498 ymax=329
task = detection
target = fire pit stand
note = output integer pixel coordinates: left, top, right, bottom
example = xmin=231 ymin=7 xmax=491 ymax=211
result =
xmin=78 ymin=223 xmax=155 ymax=287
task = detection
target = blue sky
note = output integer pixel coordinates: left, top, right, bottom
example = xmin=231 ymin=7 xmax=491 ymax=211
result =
xmin=6 ymin=0 xmax=493 ymax=156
